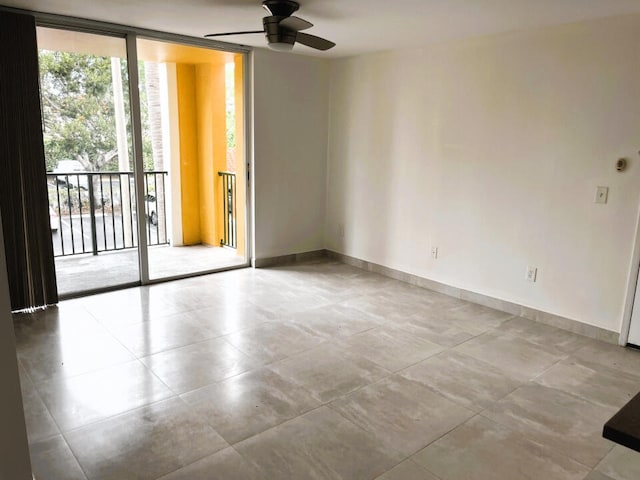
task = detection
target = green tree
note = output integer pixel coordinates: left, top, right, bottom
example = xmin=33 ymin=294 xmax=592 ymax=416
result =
xmin=137 ymin=61 xmax=154 ymax=171
xmin=39 ymin=51 xmax=156 ymax=172
xmin=39 ymin=50 xmax=122 ymax=172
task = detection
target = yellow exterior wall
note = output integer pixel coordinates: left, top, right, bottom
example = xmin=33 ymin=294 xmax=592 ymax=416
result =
xmin=164 ymin=45 xmax=246 ymax=253
xmin=177 ymin=61 xmax=228 ymax=246
xmin=195 ymin=64 xmax=215 ymax=245
xmin=200 ymin=64 xmax=227 ymax=247
xmin=176 ymin=63 xmax=201 ymax=245
xmin=213 ymin=66 xmax=228 ymax=247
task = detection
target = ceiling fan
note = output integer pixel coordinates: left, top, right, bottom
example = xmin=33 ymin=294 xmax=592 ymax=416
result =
xmin=205 ymin=0 xmax=335 ymax=52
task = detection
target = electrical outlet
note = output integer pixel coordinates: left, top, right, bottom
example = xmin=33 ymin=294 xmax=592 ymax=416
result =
xmin=431 ymin=246 xmax=438 ymax=259
xmin=338 ymin=223 xmax=345 ymax=239
xmin=526 ymin=266 xmax=537 ymax=282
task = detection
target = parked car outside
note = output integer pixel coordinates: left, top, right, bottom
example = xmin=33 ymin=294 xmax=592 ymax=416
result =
xmin=144 ymin=194 xmax=157 ymax=226
xmin=52 ymin=160 xmax=88 ymax=190
xmin=49 ymin=205 xmax=59 ymax=232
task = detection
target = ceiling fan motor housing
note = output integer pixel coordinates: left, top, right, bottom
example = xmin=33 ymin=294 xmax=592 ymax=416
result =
xmin=263 ymin=16 xmax=296 ymax=48
xmin=262 ymin=0 xmax=299 ymax=17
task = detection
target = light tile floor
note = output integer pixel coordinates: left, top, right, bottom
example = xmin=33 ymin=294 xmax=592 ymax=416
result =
xmin=13 ymin=259 xmax=640 ymax=480
xmin=55 ymin=245 xmax=245 ymax=296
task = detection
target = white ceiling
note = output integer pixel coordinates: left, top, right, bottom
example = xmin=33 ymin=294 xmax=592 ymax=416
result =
xmin=5 ymin=0 xmax=640 ymax=57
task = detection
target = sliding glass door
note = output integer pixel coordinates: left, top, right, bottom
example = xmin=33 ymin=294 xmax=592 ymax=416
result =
xmin=37 ymin=28 xmax=140 ymax=296
xmin=36 ymin=26 xmax=249 ymax=296
xmin=136 ymin=38 xmax=248 ymax=281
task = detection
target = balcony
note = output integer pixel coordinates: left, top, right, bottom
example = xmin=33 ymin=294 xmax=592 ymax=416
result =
xmin=48 ymin=171 xmax=244 ymax=296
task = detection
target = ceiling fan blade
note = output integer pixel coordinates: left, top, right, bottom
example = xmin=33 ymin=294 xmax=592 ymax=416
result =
xmin=295 ymin=32 xmax=335 ymax=51
xmin=279 ymin=16 xmax=313 ymax=31
xmin=205 ymin=30 xmax=264 ymax=37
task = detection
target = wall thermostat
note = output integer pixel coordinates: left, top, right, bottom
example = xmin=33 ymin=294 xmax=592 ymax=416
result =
xmin=616 ymin=158 xmax=627 ymax=172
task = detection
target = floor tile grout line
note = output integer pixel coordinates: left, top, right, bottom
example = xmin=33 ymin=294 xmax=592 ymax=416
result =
xmin=18 ymin=345 xmax=137 ymax=382
xmin=164 ymin=332 xmax=359 ymax=399
xmin=54 ymin=393 xmax=180 ymax=438
xmin=57 ymin=433 xmax=92 ymax=480
xmin=227 ymin=444 xmax=269 ymax=480
xmin=536 ymin=370 xmax=640 ymax=412
xmin=217 ymin=323 xmax=331 ymax=365
xmin=100 ymin=402 xmax=233 ymax=480
xmin=137 ymin=336 xmax=264 ymax=396
xmin=23 ymin=381 xmax=93 ymax=480
xmin=406 ymin=457 xmax=445 ymax=480
xmin=173 ymin=393 xmax=236 ymax=446
xmin=111 ymin=322 xmax=241 ymax=360
xmin=398 ymin=370 xmax=525 ymax=416
xmin=58 ymin=394 xmax=191 ymax=439
xmin=320 ymin=370 xmax=481 ymax=468
xmin=178 ymin=387 xmax=323 ymax=448
xmin=270 ymin=364 xmax=396 ymax=407
xmin=474 ymin=408 xmax=615 ymax=471
xmin=134 ymin=333 xmax=261 ymax=367
xmin=145 ymin=364 xmax=182 ymax=398
xmin=22 ymin=372 xmax=67 ymax=447
xmin=27 ymin=354 xmax=145 ymax=393
xmin=224 ymin=419 xmax=335 ymax=480
xmin=232 ymin=402 xmax=331 ymax=446
xmin=175 ymin=361 xmax=271 ymax=398
xmin=55 ymin=303 xmax=153 ymax=373
xmin=329 ymin=401 xmax=477 ymax=478
xmin=476 ymin=410 xmax=607 ymax=470
xmin=525 ymin=357 xmax=631 ymax=413
xmin=468 ymin=412 xmax=603 ymax=474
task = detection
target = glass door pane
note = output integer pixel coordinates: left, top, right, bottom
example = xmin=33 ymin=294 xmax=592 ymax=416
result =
xmin=37 ymin=27 xmax=140 ymax=296
xmin=136 ymin=38 xmax=248 ymax=280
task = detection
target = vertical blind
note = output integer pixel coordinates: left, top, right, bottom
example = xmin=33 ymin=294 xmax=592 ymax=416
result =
xmin=0 ymin=11 xmax=58 ymax=310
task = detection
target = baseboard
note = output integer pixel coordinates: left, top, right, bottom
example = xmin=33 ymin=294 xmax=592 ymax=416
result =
xmin=253 ymin=249 xmax=327 ymax=268
xmin=327 ymin=250 xmax=619 ymax=345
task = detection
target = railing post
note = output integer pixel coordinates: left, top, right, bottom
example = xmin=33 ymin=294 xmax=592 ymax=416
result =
xmin=87 ymin=174 xmax=99 ymax=256
xmin=218 ymin=171 xmax=236 ymax=249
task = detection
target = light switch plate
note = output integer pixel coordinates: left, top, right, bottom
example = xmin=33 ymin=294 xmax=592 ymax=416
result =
xmin=595 ymin=186 xmax=609 ymax=204
xmin=526 ymin=266 xmax=537 ymax=282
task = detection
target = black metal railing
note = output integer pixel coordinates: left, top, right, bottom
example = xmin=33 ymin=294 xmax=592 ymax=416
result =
xmin=218 ymin=171 xmax=236 ymax=248
xmin=47 ymin=171 xmax=169 ymax=257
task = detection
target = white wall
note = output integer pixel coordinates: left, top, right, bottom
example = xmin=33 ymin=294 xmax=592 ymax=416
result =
xmin=326 ymin=15 xmax=640 ymax=333
xmin=252 ymin=48 xmax=329 ymax=259
xmin=0 ymin=213 xmax=33 ymax=480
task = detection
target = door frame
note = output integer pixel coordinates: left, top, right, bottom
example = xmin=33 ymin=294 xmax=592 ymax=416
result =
xmin=18 ymin=5 xmax=254 ymax=295
xmin=619 ymin=202 xmax=640 ymax=345
xmin=125 ymin=33 xmax=150 ymax=284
